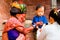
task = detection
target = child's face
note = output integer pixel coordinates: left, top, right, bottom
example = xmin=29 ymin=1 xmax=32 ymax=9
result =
xmin=36 ymin=6 xmax=44 ymax=16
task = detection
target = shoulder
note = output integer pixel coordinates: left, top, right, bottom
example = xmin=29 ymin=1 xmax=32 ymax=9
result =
xmin=44 ymin=24 xmax=56 ymax=30
xmin=7 ymin=17 xmax=18 ymax=23
xmin=9 ymin=17 xmax=17 ymax=21
xmin=43 ymin=24 xmax=51 ymax=29
xmin=33 ymin=16 xmax=37 ymax=18
xmin=33 ymin=16 xmax=37 ymax=19
xmin=45 ymin=25 xmax=52 ymax=29
xmin=42 ymin=16 xmax=46 ymax=18
xmin=42 ymin=16 xmax=48 ymax=22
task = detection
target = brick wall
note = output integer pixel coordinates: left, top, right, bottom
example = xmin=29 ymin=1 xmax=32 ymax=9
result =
xmin=1 ymin=0 xmax=51 ymax=20
xmin=24 ymin=0 xmax=51 ymax=20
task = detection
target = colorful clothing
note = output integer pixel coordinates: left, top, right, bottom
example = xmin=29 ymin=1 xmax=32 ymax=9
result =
xmin=4 ymin=17 xmax=24 ymax=32
xmin=32 ymin=15 xmax=48 ymax=40
xmin=32 ymin=16 xmax=48 ymax=28
xmin=2 ymin=16 xmax=24 ymax=40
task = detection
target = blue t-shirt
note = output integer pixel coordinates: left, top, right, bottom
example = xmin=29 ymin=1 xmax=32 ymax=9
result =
xmin=32 ymin=16 xmax=48 ymax=28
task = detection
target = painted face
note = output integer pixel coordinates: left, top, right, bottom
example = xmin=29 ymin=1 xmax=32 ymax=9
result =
xmin=21 ymin=14 xmax=26 ymax=22
xmin=36 ymin=6 xmax=44 ymax=16
xmin=49 ymin=17 xmax=55 ymax=24
xmin=16 ymin=14 xmax=26 ymax=22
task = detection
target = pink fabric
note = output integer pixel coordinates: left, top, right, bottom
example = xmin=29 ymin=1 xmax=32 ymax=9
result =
xmin=2 ymin=14 xmax=33 ymax=40
xmin=3 ymin=17 xmax=24 ymax=33
xmin=16 ymin=33 xmax=25 ymax=40
xmin=2 ymin=14 xmax=26 ymax=40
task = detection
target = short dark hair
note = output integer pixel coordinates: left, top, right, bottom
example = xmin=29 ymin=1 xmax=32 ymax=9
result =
xmin=10 ymin=7 xmax=20 ymax=16
xmin=35 ymin=4 xmax=43 ymax=10
xmin=49 ymin=9 xmax=60 ymax=25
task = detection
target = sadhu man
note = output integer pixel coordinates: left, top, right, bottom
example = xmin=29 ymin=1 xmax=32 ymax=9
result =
xmin=2 ymin=1 xmax=34 ymax=40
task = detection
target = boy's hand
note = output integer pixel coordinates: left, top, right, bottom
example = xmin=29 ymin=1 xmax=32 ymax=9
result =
xmin=36 ymin=21 xmax=43 ymax=26
xmin=40 ymin=21 xmax=43 ymax=25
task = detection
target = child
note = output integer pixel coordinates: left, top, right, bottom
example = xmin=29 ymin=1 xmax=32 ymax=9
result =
xmin=39 ymin=8 xmax=60 ymax=40
xmin=32 ymin=4 xmax=48 ymax=40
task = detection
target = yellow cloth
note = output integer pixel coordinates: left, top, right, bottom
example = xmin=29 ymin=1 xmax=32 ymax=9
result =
xmin=11 ymin=2 xmax=20 ymax=9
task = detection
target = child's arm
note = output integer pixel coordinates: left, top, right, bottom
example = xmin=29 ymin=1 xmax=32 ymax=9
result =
xmin=43 ymin=16 xmax=48 ymax=25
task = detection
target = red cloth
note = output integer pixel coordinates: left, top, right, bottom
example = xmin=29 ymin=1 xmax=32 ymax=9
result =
xmin=3 ymin=17 xmax=24 ymax=33
xmin=2 ymin=14 xmax=25 ymax=40
xmin=2 ymin=14 xmax=33 ymax=40
xmin=3 ymin=14 xmax=26 ymax=32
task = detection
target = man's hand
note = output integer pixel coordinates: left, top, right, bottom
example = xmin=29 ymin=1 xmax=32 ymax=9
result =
xmin=23 ymin=28 xmax=30 ymax=34
xmin=24 ymin=26 xmax=34 ymax=34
